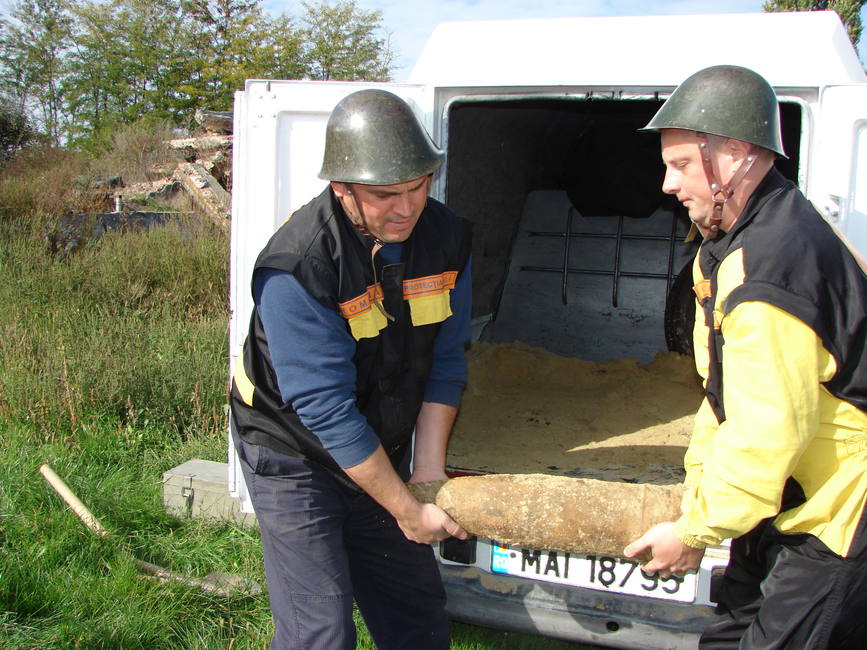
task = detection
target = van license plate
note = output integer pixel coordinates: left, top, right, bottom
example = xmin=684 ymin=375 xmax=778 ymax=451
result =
xmin=491 ymin=543 xmax=697 ymax=603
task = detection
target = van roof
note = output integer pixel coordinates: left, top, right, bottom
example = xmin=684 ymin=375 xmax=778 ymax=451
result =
xmin=408 ymin=11 xmax=866 ymax=89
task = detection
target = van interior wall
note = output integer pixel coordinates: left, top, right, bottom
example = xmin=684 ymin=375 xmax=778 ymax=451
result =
xmin=447 ymin=98 xmax=667 ymax=322
xmin=445 ymin=97 xmax=802 ymax=359
xmin=447 ymin=98 xmax=687 ymax=358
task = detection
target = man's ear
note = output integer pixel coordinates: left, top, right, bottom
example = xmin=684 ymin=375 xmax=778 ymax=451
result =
xmin=726 ymin=138 xmax=753 ymax=162
xmin=331 ymin=181 xmax=349 ymax=198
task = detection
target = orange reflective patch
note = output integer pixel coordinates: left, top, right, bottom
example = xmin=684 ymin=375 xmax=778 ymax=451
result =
xmin=338 ymin=284 xmax=384 ymax=318
xmin=403 ymin=271 xmax=458 ymax=299
xmin=338 ymin=271 xmax=459 ymax=321
xmin=693 ymin=279 xmax=712 ymax=302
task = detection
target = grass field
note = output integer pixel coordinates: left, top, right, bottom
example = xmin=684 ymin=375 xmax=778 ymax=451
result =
xmin=0 ymin=189 xmax=590 ymax=648
xmin=2 ymin=418 xmax=582 ymax=649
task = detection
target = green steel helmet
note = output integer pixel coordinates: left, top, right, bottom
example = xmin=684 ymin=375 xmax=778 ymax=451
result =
xmin=641 ymin=65 xmax=786 ymax=157
xmin=318 ymin=89 xmax=444 ymax=185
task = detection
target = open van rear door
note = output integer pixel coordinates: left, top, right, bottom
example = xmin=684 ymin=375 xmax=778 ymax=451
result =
xmin=228 ymin=81 xmax=434 ymax=509
xmin=813 ymin=85 xmax=867 ymax=260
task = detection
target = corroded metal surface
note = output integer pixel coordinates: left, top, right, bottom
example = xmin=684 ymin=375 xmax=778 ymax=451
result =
xmin=411 ymin=474 xmax=683 ymax=561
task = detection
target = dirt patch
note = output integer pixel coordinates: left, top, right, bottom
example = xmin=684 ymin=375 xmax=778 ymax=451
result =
xmin=448 ymin=342 xmax=704 ymax=485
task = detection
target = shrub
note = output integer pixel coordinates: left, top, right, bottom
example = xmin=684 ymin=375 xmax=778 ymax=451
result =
xmin=0 ymin=97 xmax=36 ymax=162
xmin=89 ymin=118 xmax=178 ymax=184
xmin=0 ymin=147 xmax=101 ymax=238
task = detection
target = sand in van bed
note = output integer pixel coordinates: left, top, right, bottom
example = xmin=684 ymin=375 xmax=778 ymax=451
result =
xmin=447 ymin=342 xmax=705 ymax=485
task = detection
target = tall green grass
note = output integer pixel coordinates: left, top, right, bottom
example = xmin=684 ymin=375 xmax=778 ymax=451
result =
xmin=1 ymin=417 xmax=272 ymax=648
xmin=0 ymin=190 xmax=255 ymax=645
xmin=0 ymin=142 xmax=583 ymax=649
xmin=0 ymin=219 xmax=227 ymax=441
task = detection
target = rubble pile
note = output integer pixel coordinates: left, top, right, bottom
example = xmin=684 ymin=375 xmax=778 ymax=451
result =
xmin=52 ymin=110 xmax=235 ymax=255
xmin=167 ymin=110 xmax=233 ymax=233
xmin=107 ymin=109 xmax=234 ymax=234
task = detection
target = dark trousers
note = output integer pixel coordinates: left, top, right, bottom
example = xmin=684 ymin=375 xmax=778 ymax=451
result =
xmin=700 ymin=511 xmax=867 ymax=649
xmin=236 ymin=438 xmax=450 ymax=650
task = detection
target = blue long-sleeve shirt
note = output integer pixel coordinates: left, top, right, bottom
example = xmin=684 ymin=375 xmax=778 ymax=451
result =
xmin=254 ymin=242 xmax=472 ymax=469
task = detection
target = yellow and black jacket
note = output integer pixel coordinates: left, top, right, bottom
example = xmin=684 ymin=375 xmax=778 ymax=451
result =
xmin=676 ymin=169 xmax=867 ymax=558
xmin=230 ymin=187 xmax=472 ymax=487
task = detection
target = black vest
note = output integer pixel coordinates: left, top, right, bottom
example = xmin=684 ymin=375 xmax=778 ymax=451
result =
xmin=231 ymin=187 xmax=472 ymax=488
xmin=696 ymin=169 xmax=867 ymax=423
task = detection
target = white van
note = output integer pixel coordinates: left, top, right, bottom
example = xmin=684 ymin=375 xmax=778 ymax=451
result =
xmin=226 ymin=11 xmax=866 ymax=648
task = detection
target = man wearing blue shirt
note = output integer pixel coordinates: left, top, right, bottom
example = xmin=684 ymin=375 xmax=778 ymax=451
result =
xmin=230 ymin=89 xmax=473 ymax=649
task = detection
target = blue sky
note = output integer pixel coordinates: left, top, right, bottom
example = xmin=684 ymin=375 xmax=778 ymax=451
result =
xmin=269 ymin=0 xmax=867 ymax=81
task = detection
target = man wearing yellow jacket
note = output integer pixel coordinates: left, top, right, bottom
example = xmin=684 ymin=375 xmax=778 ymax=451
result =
xmin=624 ymin=65 xmax=867 ymax=648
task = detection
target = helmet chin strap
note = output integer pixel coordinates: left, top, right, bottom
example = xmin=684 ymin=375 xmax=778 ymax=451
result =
xmin=346 ymin=188 xmax=395 ymax=322
xmin=346 ymin=187 xmax=384 ymax=246
xmin=696 ymin=132 xmax=758 ymax=237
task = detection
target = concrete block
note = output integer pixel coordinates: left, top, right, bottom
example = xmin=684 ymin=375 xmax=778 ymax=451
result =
xmin=162 ymin=459 xmax=256 ymax=527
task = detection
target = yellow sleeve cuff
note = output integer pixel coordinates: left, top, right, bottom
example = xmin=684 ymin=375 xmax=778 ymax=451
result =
xmin=674 ymin=518 xmax=714 ymax=550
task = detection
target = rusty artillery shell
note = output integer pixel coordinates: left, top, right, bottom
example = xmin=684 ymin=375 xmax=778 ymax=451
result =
xmin=410 ymin=473 xmax=683 ymax=560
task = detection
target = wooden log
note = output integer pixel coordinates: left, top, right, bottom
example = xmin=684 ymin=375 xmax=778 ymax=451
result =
xmin=410 ymin=474 xmax=684 ymax=561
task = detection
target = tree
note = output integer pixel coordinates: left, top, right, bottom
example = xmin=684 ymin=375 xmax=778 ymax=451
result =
xmin=258 ymin=13 xmax=307 ymax=82
xmin=181 ymin=0 xmax=275 ymax=110
xmin=64 ymin=0 xmax=193 ymax=145
xmin=64 ymin=0 xmax=305 ymax=140
xmin=0 ymin=0 xmax=72 ymax=145
xmin=0 ymin=0 xmax=397 ymax=146
xmin=763 ymin=0 xmax=865 ymax=49
xmin=301 ymin=0 xmax=394 ymax=81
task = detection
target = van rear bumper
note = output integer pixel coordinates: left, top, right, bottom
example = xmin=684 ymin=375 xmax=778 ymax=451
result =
xmin=437 ymin=538 xmax=724 ymax=649
xmin=441 ymin=563 xmax=717 ymax=649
